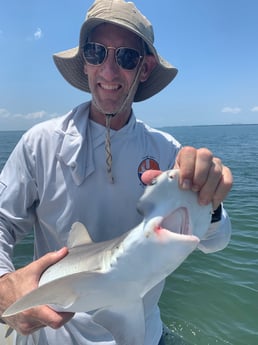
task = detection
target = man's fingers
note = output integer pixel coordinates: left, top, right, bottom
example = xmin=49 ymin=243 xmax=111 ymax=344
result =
xmin=196 ymin=157 xmax=222 ymax=205
xmin=141 ymin=170 xmax=162 ymax=185
xmin=174 ymin=146 xmax=197 ymax=189
xmin=191 ymin=148 xmax=214 ymax=192
xmin=141 ymin=155 xmax=233 ymax=210
xmin=210 ymin=166 xmax=233 ymax=210
xmin=13 ymin=306 xmax=74 ymax=335
xmin=30 ymin=305 xmax=74 ymax=330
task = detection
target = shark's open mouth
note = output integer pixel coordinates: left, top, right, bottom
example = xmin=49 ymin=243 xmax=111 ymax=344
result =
xmin=160 ymin=207 xmax=191 ymax=235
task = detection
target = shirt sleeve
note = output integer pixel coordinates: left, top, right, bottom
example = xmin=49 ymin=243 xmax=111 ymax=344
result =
xmin=197 ymin=206 xmax=231 ymax=254
xmin=0 ymin=135 xmax=38 ymax=276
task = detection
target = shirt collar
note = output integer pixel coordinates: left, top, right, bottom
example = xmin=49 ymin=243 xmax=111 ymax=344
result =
xmin=55 ymin=102 xmax=94 ymax=185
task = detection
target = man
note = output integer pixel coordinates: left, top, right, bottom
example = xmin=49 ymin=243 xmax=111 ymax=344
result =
xmin=0 ymin=0 xmax=232 ymax=344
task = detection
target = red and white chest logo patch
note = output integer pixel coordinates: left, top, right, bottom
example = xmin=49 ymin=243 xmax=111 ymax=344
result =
xmin=137 ymin=157 xmax=160 ymax=185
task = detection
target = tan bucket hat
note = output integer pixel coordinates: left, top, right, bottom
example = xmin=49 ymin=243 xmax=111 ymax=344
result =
xmin=53 ymin=0 xmax=178 ymax=102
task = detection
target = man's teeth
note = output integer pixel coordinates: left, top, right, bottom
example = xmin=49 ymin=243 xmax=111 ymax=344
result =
xmin=101 ymin=84 xmax=120 ymax=90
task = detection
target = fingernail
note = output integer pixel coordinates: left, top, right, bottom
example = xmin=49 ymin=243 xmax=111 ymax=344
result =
xmin=181 ymin=179 xmax=191 ymax=190
xmin=199 ymin=198 xmax=209 ymax=206
xmin=56 ymin=247 xmax=68 ymax=255
xmin=192 ymin=185 xmax=199 ymax=192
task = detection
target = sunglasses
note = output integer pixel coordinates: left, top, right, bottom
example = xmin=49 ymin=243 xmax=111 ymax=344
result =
xmin=83 ymin=42 xmax=143 ymax=70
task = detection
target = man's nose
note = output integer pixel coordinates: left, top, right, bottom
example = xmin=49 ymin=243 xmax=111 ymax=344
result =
xmin=100 ymin=48 xmax=120 ymax=76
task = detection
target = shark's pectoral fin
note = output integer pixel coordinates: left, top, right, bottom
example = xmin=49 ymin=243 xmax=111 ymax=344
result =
xmin=2 ymin=277 xmax=78 ymax=317
xmin=92 ymin=299 xmax=145 ymax=345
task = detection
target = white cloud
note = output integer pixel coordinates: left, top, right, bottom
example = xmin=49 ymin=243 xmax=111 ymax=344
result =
xmin=221 ymin=107 xmax=242 ymax=114
xmin=251 ymin=106 xmax=258 ymax=112
xmin=14 ymin=110 xmax=49 ymax=120
xmin=0 ymin=108 xmax=58 ymax=121
xmin=33 ymin=27 xmax=43 ymax=40
xmin=16 ymin=110 xmax=47 ymax=120
xmin=28 ymin=111 xmax=47 ymax=119
xmin=26 ymin=111 xmax=46 ymax=120
xmin=0 ymin=108 xmax=60 ymax=130
xmin=0 ymin=108 xmax=10 ymax=118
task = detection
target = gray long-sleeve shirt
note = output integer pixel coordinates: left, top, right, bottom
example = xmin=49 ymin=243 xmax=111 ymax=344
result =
xmin=0 ymin=102 xmax=231 ymax=345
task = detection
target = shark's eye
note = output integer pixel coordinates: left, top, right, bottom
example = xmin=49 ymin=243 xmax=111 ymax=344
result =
xmin=168 ymin=173 xmax=174 ymax=180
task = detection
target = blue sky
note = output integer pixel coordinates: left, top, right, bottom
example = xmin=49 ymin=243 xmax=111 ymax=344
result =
xmin=1 ymin=0 xmax=258 ymax=130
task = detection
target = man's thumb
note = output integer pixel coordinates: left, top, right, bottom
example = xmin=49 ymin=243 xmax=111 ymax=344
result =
xmin=28 ymin=247 xmax=68 ymax=277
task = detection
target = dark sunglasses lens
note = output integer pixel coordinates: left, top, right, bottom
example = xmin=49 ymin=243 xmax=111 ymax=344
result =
xmin=84 ymin=43 xmax=106 ymax=65
xmin=117 ymin=48 xmax=140 ymax=70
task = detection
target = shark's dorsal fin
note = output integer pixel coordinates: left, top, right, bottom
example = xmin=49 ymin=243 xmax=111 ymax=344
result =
xmin=67 ymin=222 xmax=93 ymax=248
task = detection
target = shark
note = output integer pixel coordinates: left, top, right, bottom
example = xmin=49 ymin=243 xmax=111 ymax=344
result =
xmin=2 ymin=169 xmax=212 ymax=345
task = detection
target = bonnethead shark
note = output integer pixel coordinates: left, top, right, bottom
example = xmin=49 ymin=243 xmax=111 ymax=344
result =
xmin=2 ymin=169 xmax=212 ymax=345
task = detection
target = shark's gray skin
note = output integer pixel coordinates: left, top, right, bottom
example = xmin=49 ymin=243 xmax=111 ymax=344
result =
xmin=2 ymin=169 xmax=212 ymax=345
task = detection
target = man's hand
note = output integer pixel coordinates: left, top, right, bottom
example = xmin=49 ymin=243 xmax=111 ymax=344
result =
xmin=174 ymin=146 xmax=232 ymax=209
xmin=0 ymin=247 xmax=74 ymax=335
xmin=141 ymin=146 xmax=233 ymax=210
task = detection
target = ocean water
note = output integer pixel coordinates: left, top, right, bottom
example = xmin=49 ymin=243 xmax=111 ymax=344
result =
xmin=0 ymin=125 xmax=257 ymax=345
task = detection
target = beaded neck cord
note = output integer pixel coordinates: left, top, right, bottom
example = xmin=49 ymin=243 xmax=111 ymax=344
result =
xmin=92 ymin=55 xmax=144 ymax=184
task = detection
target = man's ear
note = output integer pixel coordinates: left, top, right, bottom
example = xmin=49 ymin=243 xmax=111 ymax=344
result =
xmin=140 ymin=55 xmax=157 ymax=82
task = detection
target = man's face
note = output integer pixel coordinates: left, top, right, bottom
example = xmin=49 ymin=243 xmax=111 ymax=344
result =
xmin=83 ymin=23 xmax=153 ymax=123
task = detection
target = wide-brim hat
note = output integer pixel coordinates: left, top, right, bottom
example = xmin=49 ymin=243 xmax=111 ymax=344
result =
xmin=53 ymin=0 xmax=178 ymax=102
